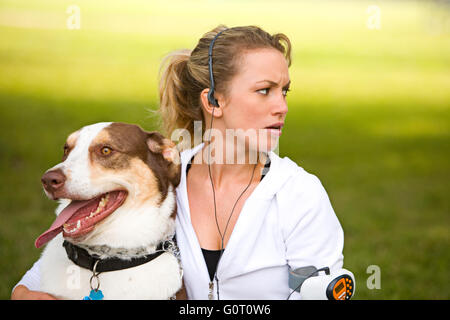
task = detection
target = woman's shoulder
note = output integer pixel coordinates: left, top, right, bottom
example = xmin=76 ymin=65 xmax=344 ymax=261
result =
xmin=268 ymin=152 xmax=324 ymax=194
xmin=269 ymin=153 xmax=334 ymax=221
xmin=179 ymin=143 xmax=204 ymax=165
xmin=271 ymin=154 xmax=340 ymax=238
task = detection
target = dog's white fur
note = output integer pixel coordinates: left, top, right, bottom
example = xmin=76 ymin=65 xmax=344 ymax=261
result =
xmin=45 ymin=122 xmax=114 ymax=201
xmin=39 ymin=123 xmax=182 ymax=299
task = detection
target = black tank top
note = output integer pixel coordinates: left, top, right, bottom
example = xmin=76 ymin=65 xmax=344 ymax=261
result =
xmin=186 ymin=154 xmax=271 ymax=281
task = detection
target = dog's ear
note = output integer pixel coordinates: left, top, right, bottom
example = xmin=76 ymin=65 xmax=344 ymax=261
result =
xmin=146 ymin=132 xmax=181 ymax=187
xmin=146 ymin=132 xmax=180 ymax=165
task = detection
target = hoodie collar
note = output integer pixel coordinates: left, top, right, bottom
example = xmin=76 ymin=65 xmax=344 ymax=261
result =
xmin=180 ymin=143 xmax=299 ymax=200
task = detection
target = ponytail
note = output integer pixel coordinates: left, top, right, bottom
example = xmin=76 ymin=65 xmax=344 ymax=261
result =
xmin=158 ymin=49 xmax=204 ymax=150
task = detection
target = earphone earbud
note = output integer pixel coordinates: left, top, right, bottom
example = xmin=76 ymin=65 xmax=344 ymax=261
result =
xmin=207 ymin=88 xmax=219 ymax=108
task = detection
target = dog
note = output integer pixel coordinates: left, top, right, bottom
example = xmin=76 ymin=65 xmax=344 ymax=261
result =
xmin=35 ymin=122 xmax=185 ymax=299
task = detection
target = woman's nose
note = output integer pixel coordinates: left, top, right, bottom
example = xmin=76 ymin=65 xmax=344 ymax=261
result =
xmin=272 ymin=94 xmax=288 ymax=116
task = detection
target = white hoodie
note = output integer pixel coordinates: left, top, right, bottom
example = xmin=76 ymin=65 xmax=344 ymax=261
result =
xmin=14 ymin=143 xmax=344 ymax=300
xmin=176 ymin=143 xmax=344 ymax=299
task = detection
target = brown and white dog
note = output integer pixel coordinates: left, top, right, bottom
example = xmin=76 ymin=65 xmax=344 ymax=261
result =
xmin=35 ymin=122 xmax=185 ymax=299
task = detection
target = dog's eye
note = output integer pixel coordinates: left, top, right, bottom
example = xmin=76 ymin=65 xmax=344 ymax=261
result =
xmin=101 ymin=146 xmax=113 ymax=156
xmin=63 ymin=144 xmax=70 ymax=159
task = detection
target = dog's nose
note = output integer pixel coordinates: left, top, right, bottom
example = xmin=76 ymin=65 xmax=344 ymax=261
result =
xmin=41 ymin=169 xmax=66 ymax=193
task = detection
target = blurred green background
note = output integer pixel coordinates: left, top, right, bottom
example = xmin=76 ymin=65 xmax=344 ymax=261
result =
xmin=0 ymin=0 xmax=449 ymax=299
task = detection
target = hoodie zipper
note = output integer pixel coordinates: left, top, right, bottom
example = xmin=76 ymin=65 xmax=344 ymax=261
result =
xmin=208 ymin=281 xmax=214 ymax=300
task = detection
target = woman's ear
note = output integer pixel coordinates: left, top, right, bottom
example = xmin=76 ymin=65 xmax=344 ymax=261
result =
xmin=200 ymin=88 xmax=224 ymax=118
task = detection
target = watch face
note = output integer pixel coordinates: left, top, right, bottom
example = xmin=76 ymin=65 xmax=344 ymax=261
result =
xmin=327 ymin=275 xmax=354 ymax=300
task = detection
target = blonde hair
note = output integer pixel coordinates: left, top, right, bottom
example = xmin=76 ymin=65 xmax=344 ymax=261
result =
xmin=158 ymin=25 xmax=292 ymax=150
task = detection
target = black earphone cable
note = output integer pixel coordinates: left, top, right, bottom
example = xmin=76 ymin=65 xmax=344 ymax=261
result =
xmin=207 ymin=107 xmax=220 ymax=240
xmin=206 ymin=104 xmax=259 ymax=300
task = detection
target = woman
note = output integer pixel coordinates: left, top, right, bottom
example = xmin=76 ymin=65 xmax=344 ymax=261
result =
xmin=12 ymin=25 xmax=344 ymax=300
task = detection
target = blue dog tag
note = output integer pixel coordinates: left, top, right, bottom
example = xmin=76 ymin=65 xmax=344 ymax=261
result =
xmin=83 ymin=289 xmax=104 ymax=300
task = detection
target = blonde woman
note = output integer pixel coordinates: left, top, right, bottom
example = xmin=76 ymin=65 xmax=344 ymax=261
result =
xmin=12 ymin=25 xmax=344 ymax=300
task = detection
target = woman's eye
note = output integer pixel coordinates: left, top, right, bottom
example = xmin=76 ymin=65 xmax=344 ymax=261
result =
xmin=282 ymin=88 xmax=290 ymax=97
xmin=101 ymin=146 xmax=113 ymax=156
xmin=257 ymin=88 xmax=269 ymax=95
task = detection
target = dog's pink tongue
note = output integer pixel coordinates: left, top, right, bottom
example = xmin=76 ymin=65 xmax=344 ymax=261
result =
xmin=35 ymin=200 xmax=88 ymax=248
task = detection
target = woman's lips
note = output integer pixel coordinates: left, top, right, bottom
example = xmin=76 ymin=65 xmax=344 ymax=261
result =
xmin=264 ymin=126 xmax=283 ymax=137
xmin=267 ymin=128 xmax=282 ymax=136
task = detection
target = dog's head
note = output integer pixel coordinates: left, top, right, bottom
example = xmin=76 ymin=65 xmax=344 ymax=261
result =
xmin=35 ymin=122 xmax=180 ymax=249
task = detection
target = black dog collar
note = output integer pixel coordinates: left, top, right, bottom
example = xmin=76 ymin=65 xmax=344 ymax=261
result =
xmin=63 ymin=240 xmax=170 ymax=273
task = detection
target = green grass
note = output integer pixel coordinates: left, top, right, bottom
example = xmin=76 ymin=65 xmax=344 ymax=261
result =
xmin=1 ymin=0 xmax=449 ymax=299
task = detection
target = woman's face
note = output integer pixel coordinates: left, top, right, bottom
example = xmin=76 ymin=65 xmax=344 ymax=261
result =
xmin=219 ymin=48 xmax=290 ymax=156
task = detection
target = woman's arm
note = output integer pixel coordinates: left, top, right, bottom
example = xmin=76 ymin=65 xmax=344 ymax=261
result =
xmin=11 ymin=259 xmax=57 ymax=300
xmin=279 ymin=172 xmax=344 ymax=299
xmin=11 ymin=285 xmax=57 ymax=300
